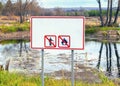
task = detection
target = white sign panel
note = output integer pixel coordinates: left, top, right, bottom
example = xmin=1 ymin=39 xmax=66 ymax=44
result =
xmin=30 ymin=16 xmax=85 ymax=50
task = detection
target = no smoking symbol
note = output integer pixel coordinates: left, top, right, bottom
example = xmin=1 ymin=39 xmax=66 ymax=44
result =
xmin=58 ymin=35 xmax=70 ymax=48
xmin=44 ymin=35 xmax=56 ymax=48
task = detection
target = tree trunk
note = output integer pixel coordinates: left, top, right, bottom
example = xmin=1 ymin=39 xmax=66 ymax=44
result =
xmin=108 ymin=0 xmax=113 ymax=26
xmin=19 ymin=0 xmax=23 ymax=23
xmin=113 ymin=0 xmax=120 ymax=24
xmin=97 ymin=0 xmax=104 ymax=26
xmin=105 ymin=0 xmax=110 ymax=26
xmin=20 ymin=14 xmax=23 ymax=23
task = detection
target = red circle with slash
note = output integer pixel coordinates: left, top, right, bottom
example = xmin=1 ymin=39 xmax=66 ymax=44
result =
xmin=58 ymin=35 xmax=70 ymax=48
xmin=44 ymin=35 xmax=56 ymax=48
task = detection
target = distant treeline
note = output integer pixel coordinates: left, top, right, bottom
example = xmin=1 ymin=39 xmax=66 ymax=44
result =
xmin=88 ymin=10 xmax=120 ymax=17
xmin=39 ymin=8 xmax=120 ymax=17
xmin=0 ymin=1 xmax=120 ymax=17
xmin=0 ymin=0 xmax=41 ymax=16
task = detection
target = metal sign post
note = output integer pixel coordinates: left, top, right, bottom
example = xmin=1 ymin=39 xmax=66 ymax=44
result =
xmin=71 ymin=50 xmax=74 ymax=86
xmin=41 ymin=49 xmax=44 ymax=86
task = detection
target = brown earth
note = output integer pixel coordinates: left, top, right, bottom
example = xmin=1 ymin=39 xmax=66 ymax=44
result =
xmin=0 ymin=31 xmax=30 ymax=41
xmin=49 ymin=64 xmax=102 ymax=83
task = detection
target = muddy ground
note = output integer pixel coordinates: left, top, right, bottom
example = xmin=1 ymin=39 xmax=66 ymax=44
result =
xmin=0 ymin=31 xmax=30 ymax=41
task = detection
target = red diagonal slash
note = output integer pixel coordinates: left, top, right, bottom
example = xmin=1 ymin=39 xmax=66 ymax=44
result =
xmin=59 ymin=36 xmax=70 ymax=47
xmin=45 ymin=36 xmax=56 ymax=47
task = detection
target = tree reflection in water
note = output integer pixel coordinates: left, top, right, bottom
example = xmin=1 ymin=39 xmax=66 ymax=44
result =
xmin=113 ymin=43 xmax=120 ymax=77
xmin=97 ymin=42 xmax=120 ymax=78
xmin=0 ymin=39 xmax=30 ymax=71
xmin=18 ymin=40 xmax=29 ymax=57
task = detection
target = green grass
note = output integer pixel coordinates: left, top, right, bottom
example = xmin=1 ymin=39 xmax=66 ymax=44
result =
xmin=0 ymin=39 xmax=29 ymax=45
xmin=0 ymin=22 xmax=30 ymax=33
xmin=0 ymin=22 xmax=120 ymax=34
xmin=0 ymin=71 xmax=118 ymax=86
xmin=100 ymin=27 xmax=120 ymax=31
xmin=0 ymin=71 xmax=41 ymax=86
xmin=85 ymin=25 xmax=120 ymax=34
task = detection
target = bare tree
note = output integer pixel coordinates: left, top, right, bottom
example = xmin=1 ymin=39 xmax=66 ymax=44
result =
xmin=28 ymin=0 xmax=41 ymax=15
xmin=97 ymin=0 xmax=120 ymax=26
xmin=108 ymin=0 xmax=113 ymax=25
xmin=14 ymin=0 xmax=40 ymax=23
xmin=15 ymin=0 xmax=29 ymax=23
xmin=113 ymin=43 xmax=120 ymax=77
xmin=54 ymin=8 xmax=64 ymax=16
xmin=113 ymin=0 xmax=120 ymax=24
xmin=96 ymin=0 xmax=104 ymax=26
xmin=2 ymin=0 xmax=14 ymax=16
xmin=105 ymin=0 xmax=110 ymax=25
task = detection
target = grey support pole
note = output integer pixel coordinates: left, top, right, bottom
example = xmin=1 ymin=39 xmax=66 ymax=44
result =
xmin=71 ymin=50 xmax=74 ymax=86
xmin=41 ymin=49 xmax=44 ymax=86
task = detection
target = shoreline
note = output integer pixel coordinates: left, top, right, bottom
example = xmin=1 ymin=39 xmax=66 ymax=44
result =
xmin=0 ymin=31 xmax=30 ymax=41
xmin=0 ymin=30 xmax=120 ymax=43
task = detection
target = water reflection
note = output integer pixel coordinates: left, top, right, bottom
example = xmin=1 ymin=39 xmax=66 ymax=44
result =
xmin=18 ymin=40 xmax=29 ymax=57
xmin=0 ymin=39 xmax=120 ymax=78
xmin=0 ymin=39 xmax=29 ymax=70
xmin=113 ymin=43 xmax=120 ymax=77
xmin=97 ymin=42 xmax=120 ymax=77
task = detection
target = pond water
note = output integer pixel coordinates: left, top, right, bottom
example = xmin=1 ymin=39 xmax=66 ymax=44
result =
xmin=0 ymin=39 xmax=120 ymax=78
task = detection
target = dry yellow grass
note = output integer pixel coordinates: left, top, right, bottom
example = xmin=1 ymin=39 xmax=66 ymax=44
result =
xmin=117 ymin=17 xmax=120 ymax=23
xmin=0 ymin=16 xmax=120 ymax=26
xmin=86 ymin=16 xmax=120 ymax=26
xmin=85 ymin=17 xmax=100 ymax=26
xmin=0 ymin=16 xmax=18 ymax=25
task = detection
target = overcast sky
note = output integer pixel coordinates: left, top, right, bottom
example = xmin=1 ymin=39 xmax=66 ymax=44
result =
xmin=38 ymin=0 xmax=107 ymax=8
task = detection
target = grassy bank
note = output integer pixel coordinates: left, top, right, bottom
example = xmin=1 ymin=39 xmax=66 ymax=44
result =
xmin=85 ymin=25 xmax=120 ymax=34
xmin=0 ymin=22 xmax=119 ymax=34
xmin=0 ymin=71 xmax=118 ymax=86
xmin=0 ymin=39 xmax=29 ymax=45
xmin=0 ymin=22 xmax=29 ymax=33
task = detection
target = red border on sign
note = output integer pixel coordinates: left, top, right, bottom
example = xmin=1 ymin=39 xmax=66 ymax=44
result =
xmin=30 ymin=16 xmax=85 ymax=50
xmin=44 ymin=35 xmax=56 ymax=48
xmin=58 ymin=35 xmax=70 ymax=48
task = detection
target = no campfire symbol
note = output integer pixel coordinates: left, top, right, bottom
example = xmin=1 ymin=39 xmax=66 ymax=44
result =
xmin=58 ymin=35 xmax=70 ymax=48
xmin=44 ymin=35 xmax=56 ymax=48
